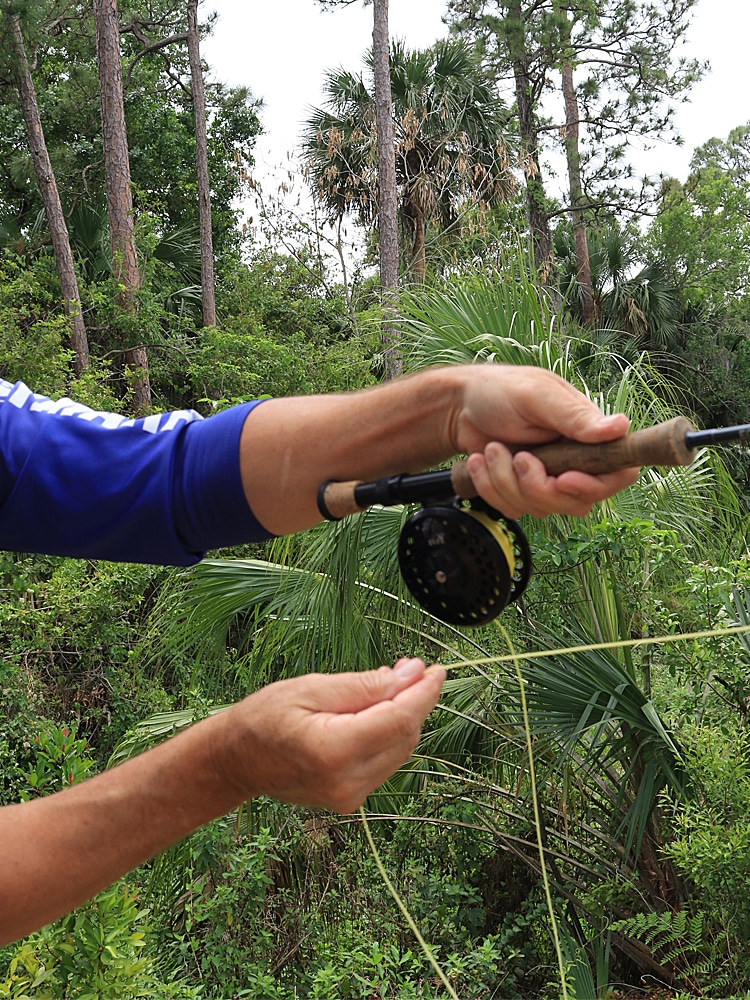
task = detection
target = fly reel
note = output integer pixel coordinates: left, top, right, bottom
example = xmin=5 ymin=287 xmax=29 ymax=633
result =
xmin=397 ymin=500 xmax=531 ymax=626
xmin=316 ymin=413 xmax=750 ymax=625
xmin=318 ymin=469 xmax=532 ymax=627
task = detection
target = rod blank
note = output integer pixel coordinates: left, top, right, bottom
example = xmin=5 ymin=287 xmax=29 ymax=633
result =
xmin=686 ymin=423 xmax=750 ymax=448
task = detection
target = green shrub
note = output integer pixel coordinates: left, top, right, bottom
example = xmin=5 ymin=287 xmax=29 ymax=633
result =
xmin=186 ymin=322 xmax=311 ymax=408
xmin=139 ymin=803 xmax=549 ymax=999
xmin=0 ymin=255 xmax=77 ymax=395
xmin=663 ymin=722 xmax=750 ymax=940
xmin=0 ymin=885 xmax=200 ymax=999
xmin=19 ymin=722 xmax=97 ymax=800
xmin=0 ymin=556 xmax=172 ymax=763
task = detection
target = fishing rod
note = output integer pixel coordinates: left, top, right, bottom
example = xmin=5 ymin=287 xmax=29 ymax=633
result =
xmin=317 ymin=416 xmax=750 ymax=628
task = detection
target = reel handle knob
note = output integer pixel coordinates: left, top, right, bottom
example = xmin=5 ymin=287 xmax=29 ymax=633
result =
xmin=529 ymin=415 xmax=696 ymax=476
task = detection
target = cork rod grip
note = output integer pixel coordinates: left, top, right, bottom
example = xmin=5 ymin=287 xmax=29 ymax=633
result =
xmin=318 ymin=416 xmax=697 ymax=520
xmin=427 ymin=416 xmax=697 ymax=493
xmin=318 ymin=480 xmax=367 ymax=520
xmin=530 ymin=415 xmax=696 ymax=476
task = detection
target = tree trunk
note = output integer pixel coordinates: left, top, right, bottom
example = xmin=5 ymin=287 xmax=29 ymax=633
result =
xmin=186 ymin=0 xmax=216 ymax=328
xmin=94 ymin=0 xmax=151 ymax=414
xmin=559 ymin=13 xmax=596 ymax=326
xmin=404 ymin=202 xmax=426 ymax=283
xmin=371 ymin=0 xmax=400 ymax=379
xmin=506 ymin=0 xmax=554 ymax=280
xmin=9 ymin=10 xmax=89 ymax=375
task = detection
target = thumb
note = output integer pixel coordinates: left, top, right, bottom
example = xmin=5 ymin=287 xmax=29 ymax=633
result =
xmin=580 ymin=411 xmax=631 ymax=443
xmin=298 ymin=659 xmax=429 ymax=715
xmin=539 ymin=392 xmax=631 ymax=446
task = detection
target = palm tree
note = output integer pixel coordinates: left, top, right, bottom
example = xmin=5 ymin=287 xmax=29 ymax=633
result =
xmin=555 ymin=225 xmax=681 ymax=351
xmin=302 ymin=38 xmax=515 ymax=283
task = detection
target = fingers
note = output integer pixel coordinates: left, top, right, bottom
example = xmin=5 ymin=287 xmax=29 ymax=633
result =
xmin=457 ymin=365 xmax=632 ymax=453
xmin=314 ymin=667 xmax=446 ymax=812
xmin=467 ymin=444 xmax=640 ymax=519
xmin=229 ymin=664 xmax=446 ymax=813
xmin=522 ymin=379 xmax=630 ymax=445
xmin=320 ymin=665 xmax=445 ymax=761
xmin=337 ymin=665 xmax=446 ymax=747
xmin=288 ymin=657 xmax=435 ymax=716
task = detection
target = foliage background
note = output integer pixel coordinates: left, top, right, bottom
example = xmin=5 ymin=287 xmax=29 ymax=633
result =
xmin=3 ymin=2 xmax=750 ymax=997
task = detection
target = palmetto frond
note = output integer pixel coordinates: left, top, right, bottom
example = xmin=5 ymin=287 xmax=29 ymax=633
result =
xmin=148 ymin=504 xmax=482 ymax=696
xmin=301 ymin=38 xmax=515 ymax=245
xmin=397 ymin=261 xmax=569 ymax=372
xmin=399 ymin=622 xmax=686 ymax=897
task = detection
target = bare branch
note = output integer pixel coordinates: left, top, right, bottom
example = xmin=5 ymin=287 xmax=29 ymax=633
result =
xmin=123 ymin=30 xmax=188 ymax=92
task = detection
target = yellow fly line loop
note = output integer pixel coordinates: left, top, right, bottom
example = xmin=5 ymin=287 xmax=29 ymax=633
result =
xmin=427 ymin=622 xmax=750 ymax=674
xmin=362 ymin=620 xmax=750 ymax=997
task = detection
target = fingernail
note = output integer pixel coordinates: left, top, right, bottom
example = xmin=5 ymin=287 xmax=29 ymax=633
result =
xmin=557 ymin=483 xmax=582 ymax=498
xmin=598 ymin=413 xmax=628 ymax=429
xmin=394 ymin=658 xmax=424 ymax=679
xmin=514 ymin=454 xmax=531 ymax=477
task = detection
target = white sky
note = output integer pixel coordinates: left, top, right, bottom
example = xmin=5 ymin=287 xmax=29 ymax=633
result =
xmin=202 ymin=0 xmax=750 ymax=228
xmin=203 ymin=1 xmax=449 ymax=186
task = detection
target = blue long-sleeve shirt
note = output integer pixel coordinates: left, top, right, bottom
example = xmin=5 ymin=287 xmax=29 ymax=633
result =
xmin=0 ymin=380 xmax=273 ymax=565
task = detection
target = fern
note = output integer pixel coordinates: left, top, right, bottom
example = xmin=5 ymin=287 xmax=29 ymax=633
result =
xmin=611 ymin=909 xmax=730 ymax=991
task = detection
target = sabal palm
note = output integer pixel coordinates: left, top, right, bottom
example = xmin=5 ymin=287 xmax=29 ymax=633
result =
xmin=302 ymin=38 xmax=515 ymax=281
xmin=554 ymin=225 xmax=681 ymax=351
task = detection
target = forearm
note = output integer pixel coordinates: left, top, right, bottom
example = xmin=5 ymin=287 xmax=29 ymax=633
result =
xmin=0 ymin=709 xmax=244 ymax=944
xmin=240 ymin=364 xmax=640 ymax=534
xmin=0 ymin=664 xmax=444 ymax=945
xmin=241 ymin=367 xmax=464 ymax=535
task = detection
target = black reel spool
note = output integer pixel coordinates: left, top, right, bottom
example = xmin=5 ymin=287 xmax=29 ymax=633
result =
xmin=397 ymin=499 xmax=532 ymax=627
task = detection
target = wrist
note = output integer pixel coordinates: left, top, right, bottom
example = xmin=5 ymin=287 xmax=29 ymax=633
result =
xmin=204 ymin=700 xmax=265 ymax=810
xmin=401 ymin=365 xmax=468 ymax=459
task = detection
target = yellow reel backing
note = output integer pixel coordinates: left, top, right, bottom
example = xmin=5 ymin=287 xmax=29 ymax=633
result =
xmin=397 ymin=501 xmax=532 ymax=627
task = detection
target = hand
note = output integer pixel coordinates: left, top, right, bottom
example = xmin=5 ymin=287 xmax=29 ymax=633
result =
xmin=0 ymin=660 xmax=444 ymax=943
xmin=217 ymin=659 xmax=446 ymax=813
xmin=453 ymin=366 xmax=640 ymax=518
xmin=239 ymin=363 xmax=639 ymax=534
